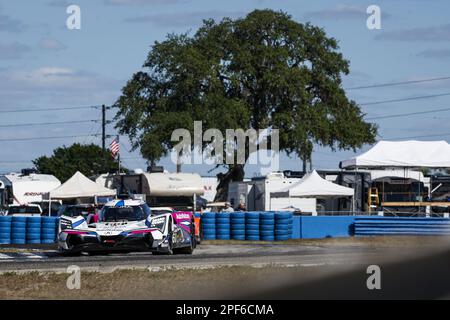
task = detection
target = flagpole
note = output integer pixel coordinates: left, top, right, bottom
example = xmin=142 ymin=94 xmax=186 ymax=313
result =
xmin=117 ymin=135 xmax=121 ymax=175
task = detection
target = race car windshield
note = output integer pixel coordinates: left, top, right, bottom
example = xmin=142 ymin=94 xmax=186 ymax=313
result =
xmin=101 ymin=206 xmax=145 ymax=222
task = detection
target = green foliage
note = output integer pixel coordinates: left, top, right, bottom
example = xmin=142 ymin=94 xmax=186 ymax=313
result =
xmin=115 ymin=9 xmax=377 ymax=166
xmin=33 ymin=143 xmax=122 ymax=182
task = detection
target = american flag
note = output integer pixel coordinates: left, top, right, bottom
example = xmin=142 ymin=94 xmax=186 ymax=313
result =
xmin=109 ymin=136 xmax=120 ymax=159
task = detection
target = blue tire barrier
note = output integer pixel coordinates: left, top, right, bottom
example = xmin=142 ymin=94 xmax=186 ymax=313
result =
xmin=202 ymin=213 xmax=216 ymax=240
xmin=11 ymin=216 xmax=27 ymax=244
xmin=245 ymin=212 xmax=260 ymax=219
xmin=231 ymin=212 xmax=245 ymax=219
xmin=261 ymin=236 xmax=275 ymax=241
xmin=246 ymin=235 xmax=260 ymax=241
xmin=0 ymin=216 xmax=11 ymax=244
xmin=260 ymin=219 xmax=275 ymax=225
xmin=260 ymin=224 xmax=275 ymax=231
xmin=0 ymin=227 xmax=11 ymax=234
xmin=216 ymin=229 xmax=231 ymax=235
xmin=275 ymin=212 xmax=292 ymax=219
xmin=41 ymin=217 xmax=57 ymax=243
xmin=203 ymin=212 xmax=216 ymax=219
xmin=231 ymin=229 xmax=245 ymax=236
xmin=12 ymin=216 xmax=27 ymax=222
xmin=232 ymin=235 xmax=246 ymax=241
xmin=216 ymin=212 xmax=230 ymax=221
xmin=216 ymin=213 xmax=230 ymax=239
xmin=275 ymin=219 xmax=291 ymax=225
xmin=42 ymin=240 xmax=56 ymax=244
xmin=245 ymin=224 xmax=260 ymax=231
xmin=11 ymin=222 xmax=26 ymax=228
xmin=246 ymin=218 xmax=260 ymax=225
xmin=231 ymin=218 xmax=245 ymax=224
xmin=275 ymin=230 xmax=290 ymax=236
xmin=260 ymin=212 xmax=275 ymax=220
xmin=260 ymin=230 xmax=275 ymax=236
xmin=12 ymin=227 xmax=26 ymax=233
xmin=26 ymin=217 xmax=41 ymax=244
xmin=246 ymin=229 xmax=260 ymax=236
xmin=275 ymin=235 xmax=290 ymax=241
xmin=231 ymin=224 xmax=245 ymax=231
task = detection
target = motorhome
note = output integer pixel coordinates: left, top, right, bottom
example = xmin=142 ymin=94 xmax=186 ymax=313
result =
xmin=96 ymin=167 xmax=204 ymax=211
xmin=0 ymin=169 xmax=61 ymax=211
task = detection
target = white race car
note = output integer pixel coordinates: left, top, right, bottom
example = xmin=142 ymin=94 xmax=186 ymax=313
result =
xmin=58 ymin=199 xmax=196 ymax=255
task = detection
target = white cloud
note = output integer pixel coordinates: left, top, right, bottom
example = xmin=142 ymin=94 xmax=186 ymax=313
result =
xmin=38 ymin=38 xmax=67 ymax=51
xmin=304 ymin=4 xmax=391 ymax=21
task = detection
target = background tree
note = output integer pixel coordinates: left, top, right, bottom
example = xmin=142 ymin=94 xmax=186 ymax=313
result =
xmin=33 ymin=143 xmax=123 ymax=182
xmin=114 ymin=9 xmax=377 ymax=201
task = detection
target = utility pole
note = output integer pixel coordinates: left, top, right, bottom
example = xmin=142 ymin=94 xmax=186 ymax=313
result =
xmin=102 ymin=105 xmax=106 ymax=153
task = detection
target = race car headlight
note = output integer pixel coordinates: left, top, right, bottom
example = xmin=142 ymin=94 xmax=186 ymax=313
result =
xmin=60 ymin=218 xmax=72 ymax=230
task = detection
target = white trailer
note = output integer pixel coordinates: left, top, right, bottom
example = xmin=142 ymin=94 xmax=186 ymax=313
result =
xmin=231 ymin=172 xmax=317 ymax=214
xmin=0 ymin=172 xmax=61 ymax=206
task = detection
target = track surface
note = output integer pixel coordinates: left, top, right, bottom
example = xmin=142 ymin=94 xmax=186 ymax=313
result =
xmin=0 ymin=243 xmax=433 ymax=273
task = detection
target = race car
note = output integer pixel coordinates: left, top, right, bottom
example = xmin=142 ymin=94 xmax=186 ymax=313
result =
xmin=57 ymin=199 xmax=196 ymax=256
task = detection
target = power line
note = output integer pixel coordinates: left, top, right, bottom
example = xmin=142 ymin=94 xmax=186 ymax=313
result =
xmin=385 ymin=132 xmax=450 ymax=140
xmin=366 ymin=107 xmax=450 ymax=120
xmin=0 ymin=119 xmax=98 ymax=128
xmin=360 ymin=92 xmax=450 ymax=106
xmin=0 ymin=133 xmax=114 ymax=142
xmin=346 ymin=76 xmax=450 ymax=90
xmin=1 ymin=105 xmax=100 ymax=113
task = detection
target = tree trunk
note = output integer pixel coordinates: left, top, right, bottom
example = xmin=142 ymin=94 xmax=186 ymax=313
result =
xmin=214 ymin=164 xmax=245 ymax=202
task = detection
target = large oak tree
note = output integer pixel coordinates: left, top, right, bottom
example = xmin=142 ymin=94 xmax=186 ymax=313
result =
xmin=114 ymin=10 xmax=377 ymax=200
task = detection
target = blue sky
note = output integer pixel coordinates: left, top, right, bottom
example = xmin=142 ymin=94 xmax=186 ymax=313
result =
xmin=1 ymin=0 xmax=450 ymax=176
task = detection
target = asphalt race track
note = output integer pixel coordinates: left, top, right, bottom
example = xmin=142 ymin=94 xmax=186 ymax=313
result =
xmin=0 ymin=243 xmax=435 ymax=273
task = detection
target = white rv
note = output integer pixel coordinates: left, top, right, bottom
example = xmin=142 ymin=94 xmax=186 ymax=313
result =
xmin=0 ymin=170 xmax=61 ymax=209
xmin=97 ymin=169 xmax=204 ymax=211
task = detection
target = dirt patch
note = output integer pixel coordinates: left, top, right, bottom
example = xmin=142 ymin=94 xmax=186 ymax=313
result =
xmin=0 ymin=265 xmax=341 ymax=300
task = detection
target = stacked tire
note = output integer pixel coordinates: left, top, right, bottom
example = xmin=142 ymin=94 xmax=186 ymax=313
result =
xmin=230 ymin=212 xmax=245 ymax=240
xmin=260 ymin=212 xmax=275 ymax=241
xmin=201 ymin=212 xmax=216 ymax=240
xmin=11 ymin=216 xmax=27 ymax=244
xmin=41 ymin=217 xmax=58 ymax=244
xmin=216 ymin=212 xmax=231 ymax=240
xmin=245 ymin=212 xmax=260 ymax=241
xmin=26 ymin=217 xmax=41 ymax=244
xmin=0 ymin=216 xmax=12 ymax=244
xmin=275 ymin=212 xmax=293 ymax=241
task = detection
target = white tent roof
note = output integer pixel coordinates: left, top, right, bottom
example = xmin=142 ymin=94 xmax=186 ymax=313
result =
xmin=142 ymin=172 xmax=204 ymax=197
xmin=49 ymin=171 xmax=116 ymax=199
xmin=341 ymin=140 xmax=450 ymax=169
xmin=281 ymin=170 xmax=354 ymax=198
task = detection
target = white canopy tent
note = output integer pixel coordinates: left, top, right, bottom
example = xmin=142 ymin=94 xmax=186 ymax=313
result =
xmin=49 ymin=171 xmax=116 ymax=200
xmin=340 ymin=140 xmax=450 ymax=169
xmin=281 ymin=170 xmax=354 ymax=199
